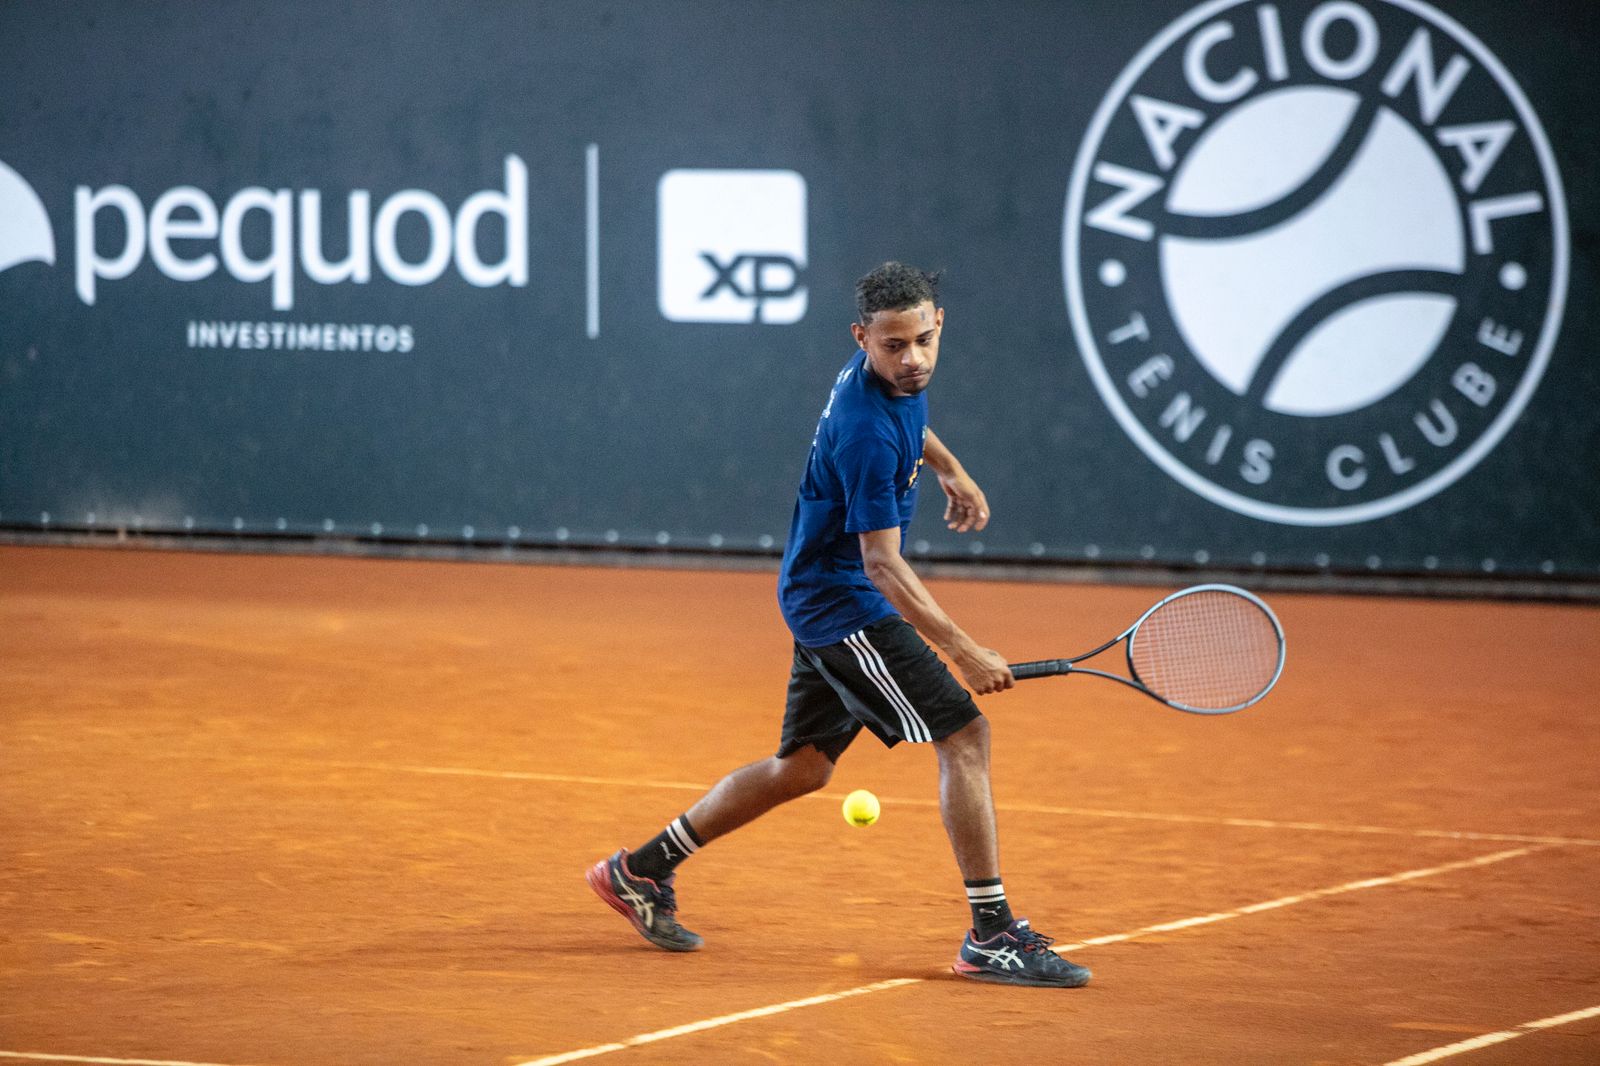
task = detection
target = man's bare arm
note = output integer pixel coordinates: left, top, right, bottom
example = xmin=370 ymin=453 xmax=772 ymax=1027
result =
xmin=858 ymin=527 xmax=1013 ymax=695
xmin=923 ymin=428 xmax=992 ymax=533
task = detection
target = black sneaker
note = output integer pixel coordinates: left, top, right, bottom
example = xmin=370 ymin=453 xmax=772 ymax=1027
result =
xmin=586 ymin=848 xmax=703 ymax=952
xmin=953 ymin=918 xmax=1091 ymax=987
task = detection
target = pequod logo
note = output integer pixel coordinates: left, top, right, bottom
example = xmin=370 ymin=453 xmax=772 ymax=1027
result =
xmin=1064 ymin=0 xmax=1568 ymax=526
xmin=0 ymin=156 xmax=529 ymax=310
xmin=0 ymin=159 xmax=56 ymax=275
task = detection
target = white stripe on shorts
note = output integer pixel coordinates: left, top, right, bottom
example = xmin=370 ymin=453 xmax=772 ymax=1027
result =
xmin=843 ymin=630 xmax=933 ymax=743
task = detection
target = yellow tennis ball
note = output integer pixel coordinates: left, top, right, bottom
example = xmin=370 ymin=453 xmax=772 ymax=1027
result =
xmin=842 ymin=789 xmax=880 ymax=827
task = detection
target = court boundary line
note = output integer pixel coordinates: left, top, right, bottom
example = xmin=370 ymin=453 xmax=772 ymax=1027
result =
xmin=510 ymin=845 xmax=1546 ymax=1066
xmin=1050 ymin=846 xmax=1539 ymax=951
xmin=192 ymin=756 xmax=1600 ymax=848
xmin=0 ymin=1053 xmax=261 ymax=1066
xmin=1379 ymin=1003 xmax=1600 ymax=1065
xmin=509 ymin=979 xmax=922 ymax=1066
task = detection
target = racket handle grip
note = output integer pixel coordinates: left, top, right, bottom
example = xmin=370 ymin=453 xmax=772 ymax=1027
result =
xmin=1009 ymin=659 xmax=1071 ymax=680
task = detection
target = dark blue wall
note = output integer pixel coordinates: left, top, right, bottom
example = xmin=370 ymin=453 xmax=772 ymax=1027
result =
xmin=2 ymin=0 xmax=1594 ymax=578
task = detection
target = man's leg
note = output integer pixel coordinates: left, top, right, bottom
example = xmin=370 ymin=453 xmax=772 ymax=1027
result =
xmin=629 ymin=744 xmax=839 ymax=883
xmin=934 ymin=716 xmax=1021 ymax=937
xmin=587 ymin=744 xmax=839 ymax=951
xmin=936 ymin=716 xmax=1091 ymax=987
xmin=933 ymin=715 xmax=999 ymax=881
xmin=591 ymin=638 xmax=861 ymax=951
xmin=684 ymin=745 xmax=837 ymax=841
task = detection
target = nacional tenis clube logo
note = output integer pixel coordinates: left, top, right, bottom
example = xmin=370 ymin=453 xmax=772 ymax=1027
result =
xmin=1064 ymin=0 xmax=1568 ymax=525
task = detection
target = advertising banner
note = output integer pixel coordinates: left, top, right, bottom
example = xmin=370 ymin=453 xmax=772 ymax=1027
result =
xmin=2 ymin=0 xmax=1594 ymax=579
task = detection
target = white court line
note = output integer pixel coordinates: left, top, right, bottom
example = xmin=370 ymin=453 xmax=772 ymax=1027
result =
xmin=990 ymin=801 xmax=1600 ymax=849
xmin=513 ymin=846 xmax=1545 ymax=1066
xmin=300 ymin=758 xmax=713 ymax=795
xmin=0 ymin=1053 xmax=259 ymax=1066
xmin=513 ymin=979 xmax=921 ymax=1066
xmin=1380 ymin=1003 xmax=1600 ymax=1065
xmin=214 ymin=757 xmax=1600 ymax=849
xmin=1050 ymin=847 xmax=1539 ymax=952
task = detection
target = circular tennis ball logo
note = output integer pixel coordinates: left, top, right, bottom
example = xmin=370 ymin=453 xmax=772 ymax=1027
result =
xmin=1064 ymin=0 xmax=1568 ymax=525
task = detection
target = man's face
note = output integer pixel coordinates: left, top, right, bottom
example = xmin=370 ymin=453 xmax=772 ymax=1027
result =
xmin=852 ymin=300 xmax=945 ymax=397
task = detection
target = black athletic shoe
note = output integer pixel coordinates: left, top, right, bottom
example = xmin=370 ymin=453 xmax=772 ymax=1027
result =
xmin=586 ymin=848 xmax=703 ymax=952
xmin=953 ymin=918 xmax=1091 ymax=987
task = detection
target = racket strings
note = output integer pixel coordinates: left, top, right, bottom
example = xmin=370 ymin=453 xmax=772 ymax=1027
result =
xmin=1129 ymin=590 xmax=1281 ymax=711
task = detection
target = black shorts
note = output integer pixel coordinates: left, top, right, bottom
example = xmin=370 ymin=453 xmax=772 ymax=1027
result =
xmin=778 ymin=616 xmax=982 ymax=762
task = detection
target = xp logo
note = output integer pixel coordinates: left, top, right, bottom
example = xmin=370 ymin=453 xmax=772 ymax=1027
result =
xmin=658 ymin=169 xmax=807 ymax=325
xmin=0 ymin=159 xmax=55 ymax=275
xmin=1064 ymin=0 xmax=1568 ymax=525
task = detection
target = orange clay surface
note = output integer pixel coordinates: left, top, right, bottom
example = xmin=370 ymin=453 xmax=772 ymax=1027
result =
xmin=1 ymin=544 xmax=1598 ymax=1066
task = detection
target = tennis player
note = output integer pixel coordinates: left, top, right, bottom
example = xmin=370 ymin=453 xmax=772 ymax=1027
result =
xmin=588 ymin=262 xmax=1090 ymax=987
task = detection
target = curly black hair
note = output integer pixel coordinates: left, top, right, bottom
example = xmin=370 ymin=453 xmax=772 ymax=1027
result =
xmin=855 ymin=261 xmax=942 ymax=323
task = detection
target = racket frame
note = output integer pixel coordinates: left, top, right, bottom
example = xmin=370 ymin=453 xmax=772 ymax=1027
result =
xmin=1009 ymin=583 xmax=1286 ymax=715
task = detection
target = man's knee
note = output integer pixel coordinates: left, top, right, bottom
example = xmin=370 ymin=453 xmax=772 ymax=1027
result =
xmin=935 ymin=714 xmax=990 ymax=762
xmin=772 ymin=749 xmax=834 ymax=797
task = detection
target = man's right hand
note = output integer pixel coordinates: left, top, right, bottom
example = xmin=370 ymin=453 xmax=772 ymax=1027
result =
xmin=856 ymin=527 xmax=1016 ymax=697
xmin=955 ymin=645 xmax=1015 ymax=695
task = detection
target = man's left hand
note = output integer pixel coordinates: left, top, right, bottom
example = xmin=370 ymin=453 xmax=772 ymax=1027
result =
xmin=939 ymin=471 xmax=991 ymax=533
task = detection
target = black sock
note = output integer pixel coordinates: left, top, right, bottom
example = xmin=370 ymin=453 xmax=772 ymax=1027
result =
xmin=628 ymin=814 xmax=703 ymax=882
xmin=965 ymin=878 xmax=1014 ymax=940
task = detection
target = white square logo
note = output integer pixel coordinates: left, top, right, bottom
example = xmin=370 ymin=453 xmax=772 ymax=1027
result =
xmin=658 ymin=169 xmax=807 ymax=324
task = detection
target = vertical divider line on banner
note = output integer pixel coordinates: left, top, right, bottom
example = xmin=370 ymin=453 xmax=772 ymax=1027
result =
xmin=586 ymin=143 xmax=600 ymax=340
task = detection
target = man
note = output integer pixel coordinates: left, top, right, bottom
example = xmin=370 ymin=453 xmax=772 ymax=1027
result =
xmin=588 ymin=262 xmax=1089 ymax=988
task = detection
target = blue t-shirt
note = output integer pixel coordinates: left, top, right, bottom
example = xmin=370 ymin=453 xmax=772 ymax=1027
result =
xmin=778 ymin=349 xmax=928 ymax=647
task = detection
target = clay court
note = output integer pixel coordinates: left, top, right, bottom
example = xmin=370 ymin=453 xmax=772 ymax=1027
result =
xmin=1 ymin=544 xmax=1597 ymax=1065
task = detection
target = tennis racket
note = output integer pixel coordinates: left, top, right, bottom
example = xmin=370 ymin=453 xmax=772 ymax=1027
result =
xmin=1009 ymin=584 xmax=1285 ymax=714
